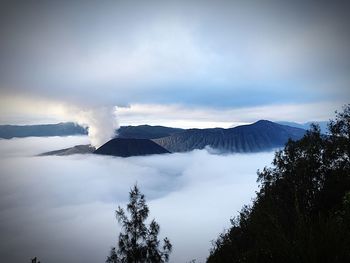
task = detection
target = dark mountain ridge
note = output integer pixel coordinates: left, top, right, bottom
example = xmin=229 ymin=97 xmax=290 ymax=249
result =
xmin=0 ymin=122 xmax=87 ymax=139
xmin=0 ymin=123 xmax=182 ymax=139
xmin=153 ymin=120 xmax=306 ymax=153
xmin=117 ymin=125 xmax=183 ymax=139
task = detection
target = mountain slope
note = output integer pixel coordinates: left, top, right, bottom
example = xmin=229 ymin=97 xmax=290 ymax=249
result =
xmin=117 ymin=125 xmax=183 ymax=139
xmin=39 ymin=145 xmax=95 ymax=156
xmin=94 ymin=138 xmax=170 ymax=157
xmin=0 ymin=122 xmax=87 ymax=139
xmin=153 ymin=120 xmax=306 ymax=153
xmin=277 ymin=121 xmax=328 ymax=134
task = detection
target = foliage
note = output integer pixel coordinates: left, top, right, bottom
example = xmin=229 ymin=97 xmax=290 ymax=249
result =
xmin=207 ymin=105 xmax=350 ymax=263
xmin=31 ymin=257 xmax=40 ymax=263
xmin=106 ymin=185 xmax=172 ymax=263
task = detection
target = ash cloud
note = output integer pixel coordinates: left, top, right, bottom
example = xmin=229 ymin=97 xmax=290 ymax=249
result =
xmin=0 ymin=136 xmax=274 ymax=263
xmin=68 ymin=106 xmax=119 ymax=148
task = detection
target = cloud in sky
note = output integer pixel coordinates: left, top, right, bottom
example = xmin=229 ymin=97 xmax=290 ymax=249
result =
xmin=0 ymin=136 xmax=274 ymax=263
xmin=0 ymin=0 xmax=349 ymax=115
xmin=115 ymin=102 xmax=341 ymax=128
xmin=0 ymin=95 xmax=341 ymax=128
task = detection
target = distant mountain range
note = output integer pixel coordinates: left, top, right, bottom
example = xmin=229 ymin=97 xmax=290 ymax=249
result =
xmin=0 ymin=122 xmax=87 ymax=139
xmin=1 ymin=121 xmax=324 ymax=140
xmin=0 ymin=123 xmax=182 ymax=139
xmin=38 ymin=120 xmax=307 ymax=157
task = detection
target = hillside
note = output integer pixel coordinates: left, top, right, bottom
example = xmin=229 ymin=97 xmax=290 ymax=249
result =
xmin=153 ymin=120 xmax=306 ymax=152
xmin=39 ymin=145 xmax=95 ymax=156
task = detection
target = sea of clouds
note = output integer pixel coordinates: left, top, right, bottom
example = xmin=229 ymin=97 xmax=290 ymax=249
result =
xmin=0 ymin=136 xmax=275 ymax=263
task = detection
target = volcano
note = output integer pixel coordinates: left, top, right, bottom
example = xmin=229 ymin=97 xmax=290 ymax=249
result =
xmin=94 ymin=138 xmax=170 ymax=157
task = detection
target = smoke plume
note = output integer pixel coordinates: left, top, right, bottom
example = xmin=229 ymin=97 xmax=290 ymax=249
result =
xmin=70 ymin=107 xmax=119 ymax=148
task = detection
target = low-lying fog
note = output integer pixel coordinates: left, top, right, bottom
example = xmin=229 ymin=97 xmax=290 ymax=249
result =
xmin=0 ymin=136 xmax=275 ymax=263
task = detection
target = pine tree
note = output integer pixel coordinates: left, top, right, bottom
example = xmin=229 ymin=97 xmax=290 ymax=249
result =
xmin=106 ymin=185 xmax=172 ymax=263
xmin=207 ymin=104 xmax=350 ymax=262
xmin=31 ymin=257 xmax=40 ymax=263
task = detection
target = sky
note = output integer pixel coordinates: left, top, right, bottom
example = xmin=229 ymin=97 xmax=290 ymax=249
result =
xmin=0 ymin=0 xmax=349 ymax=130
xmin=0 ymin=136 xmax=275 ymax=263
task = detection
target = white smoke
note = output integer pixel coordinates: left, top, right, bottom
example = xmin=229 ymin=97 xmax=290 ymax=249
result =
xmin=68 ymin=106 xmax=119 ymax=148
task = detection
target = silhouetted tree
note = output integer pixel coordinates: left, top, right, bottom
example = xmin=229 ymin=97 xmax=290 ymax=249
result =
xmin=207 ymin=105 xmax=350 ymax=263
xmin=106 ymin=185 xmax=172 ymax=263
xmin=31 ymin=257 xmax=40 ymax=263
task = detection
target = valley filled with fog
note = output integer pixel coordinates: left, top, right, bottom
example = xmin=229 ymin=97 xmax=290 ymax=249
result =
xmin=0 ymin=136 xmax=274 ymax=263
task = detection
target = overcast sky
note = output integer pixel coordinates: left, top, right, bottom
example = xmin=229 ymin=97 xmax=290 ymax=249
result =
xmin=0 ymin=0 xmax=349 ymax=127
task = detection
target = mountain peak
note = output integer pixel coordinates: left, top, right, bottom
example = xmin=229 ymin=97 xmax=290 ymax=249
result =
xmin=254 ymin=120 xmax=274 ymax=125
xmin=94 ymin=138 xmax=170 ymax=157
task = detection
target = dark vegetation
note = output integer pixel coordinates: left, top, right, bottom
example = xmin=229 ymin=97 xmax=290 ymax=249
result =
xmin=31 ymin=257 xmax=40 ymax=263
xmin=106 ymin=185 xmax=172 ymax=263
xmin=207 ymin=105 xmax=350 ymax=263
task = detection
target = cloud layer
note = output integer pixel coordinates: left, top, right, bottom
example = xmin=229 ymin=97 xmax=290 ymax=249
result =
xmin=0 ymin=136 xmax=274 ymax=262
